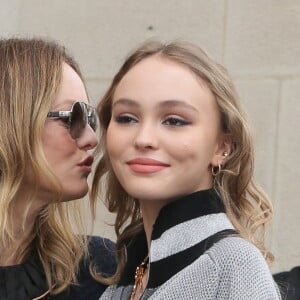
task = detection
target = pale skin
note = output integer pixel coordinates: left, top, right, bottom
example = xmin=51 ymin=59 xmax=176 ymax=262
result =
xmin=0 ymin=64 xmax=98 ymax=266
xmin=107 ymin=55 xmax=231 ymax=298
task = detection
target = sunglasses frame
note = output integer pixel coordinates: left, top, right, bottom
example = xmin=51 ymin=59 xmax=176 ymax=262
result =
xmin=47 ymin=101 xmax=97 ymax=139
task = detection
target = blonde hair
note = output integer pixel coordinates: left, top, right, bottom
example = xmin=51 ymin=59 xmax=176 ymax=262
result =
xmin=91 ymin=40 xmax=274 ymax=283
xmin=0 ymin=38 xmax=88 ymax=294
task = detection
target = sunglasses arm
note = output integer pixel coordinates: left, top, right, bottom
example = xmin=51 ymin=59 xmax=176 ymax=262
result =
xmin=47 ymin=111 xmax=72 ymax=118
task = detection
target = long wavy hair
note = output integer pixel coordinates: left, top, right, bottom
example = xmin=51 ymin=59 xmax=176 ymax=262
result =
xmin=0 ymin=38 xmax=89 ymax=294
xmin=91 ymin=40 xmax=274 ymax=284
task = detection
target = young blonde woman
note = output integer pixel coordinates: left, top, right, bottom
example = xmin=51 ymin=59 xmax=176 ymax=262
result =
xmin=92 ymin=41 xmax=281 ymax=299
xmin=0 ymin=38 xmax=115 ymax=299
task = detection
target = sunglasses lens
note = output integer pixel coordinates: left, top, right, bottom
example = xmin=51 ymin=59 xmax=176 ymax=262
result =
xmin=70 ymin=102 xmax=86 ymax=139
xmin=88 ymin=108 xmax=97 ymax=132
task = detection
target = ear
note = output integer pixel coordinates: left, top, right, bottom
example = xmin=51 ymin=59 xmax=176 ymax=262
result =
xmin=210 ymin=134 xmax=232 ymax=167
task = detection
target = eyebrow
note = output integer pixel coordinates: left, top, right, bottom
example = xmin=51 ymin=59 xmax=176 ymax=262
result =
xmin=51 ymin=100 xmax=80 ymax=110
xmin=158 ymin=99 xmax=198 ymax=112
xmin=112 ymin=98 xmax=140 ymax=108
xmin=113 ymin=98 xmax=198 ymax=112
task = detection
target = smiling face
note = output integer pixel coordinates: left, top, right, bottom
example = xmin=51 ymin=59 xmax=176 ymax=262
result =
xmin=106 ymin=56 xmax=228 ymax=204
xmin=40 ymin=63 xmax=98 ymax=202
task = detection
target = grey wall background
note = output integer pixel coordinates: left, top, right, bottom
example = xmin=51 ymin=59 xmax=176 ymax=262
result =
xmin=1 ymin=0 xmax=299 ymax=273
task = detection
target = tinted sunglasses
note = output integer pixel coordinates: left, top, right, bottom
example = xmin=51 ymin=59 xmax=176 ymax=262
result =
xmin=47 ymin=101 xmax=98 ymax=139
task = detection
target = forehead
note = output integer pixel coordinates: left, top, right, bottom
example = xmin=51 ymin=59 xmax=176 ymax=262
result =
xmin=52 ymin=63 xmax=88 ymax=109
xmin=113 ymin=56 xmax=216 ymax=113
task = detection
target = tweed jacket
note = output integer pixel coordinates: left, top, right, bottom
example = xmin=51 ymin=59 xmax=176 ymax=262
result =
xmin=100 ymin=189 xmax=281 ymax=300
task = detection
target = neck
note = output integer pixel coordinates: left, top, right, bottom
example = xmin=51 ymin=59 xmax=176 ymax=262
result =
xmin=139 ymin=200 xmax=169 ymax=249
xmin=0 ymin=191 xmax=45 ymax=266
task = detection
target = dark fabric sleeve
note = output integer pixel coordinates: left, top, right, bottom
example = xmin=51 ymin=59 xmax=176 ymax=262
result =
xmin=63 ymin=236 xmax=117 ymax=300
xmin=274 ymin=266 xmax=300 ymax=300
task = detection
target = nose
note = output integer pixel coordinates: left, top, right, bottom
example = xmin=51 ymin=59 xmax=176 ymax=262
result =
xmin=134 ymin=121 xmax=158 ymax=150
xmin=76 ymin=124 xmax=98 ymax=150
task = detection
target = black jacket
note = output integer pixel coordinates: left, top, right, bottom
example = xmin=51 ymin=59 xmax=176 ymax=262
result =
xmin=274 ymin=266 xmax=300 ymax=300
xmin=0 ymin=236 xmax=116 ymax=300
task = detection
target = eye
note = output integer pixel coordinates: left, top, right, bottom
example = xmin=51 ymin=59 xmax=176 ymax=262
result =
xmin=163 ymin=117 xmax=190 ymax=126
xmin=114 ymin=115 xmax=138 ymax=124
xmin=58 ymin=117 xmax=71 ymax=127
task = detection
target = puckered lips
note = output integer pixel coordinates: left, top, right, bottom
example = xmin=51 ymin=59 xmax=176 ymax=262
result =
xmin=77 ymin=155 xmax=94 ymax=173
xmin=126 ymin=157 xmax=170 ymax=174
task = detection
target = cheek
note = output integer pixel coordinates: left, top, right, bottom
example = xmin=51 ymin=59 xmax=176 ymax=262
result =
xmin=165 ymin=136 xmax=198 ymax=162
xmin=42 ymin=136 xmax=77 ymax=166
xmin=106 ymin=128 xmax=117 ymax=158
xmin=169 ymin=138 xmax=214 ymax=168
xmin=106 ymin=125 xmax=128 ymax=158
xmin=177 ymin=143 xmax=194 ymax=160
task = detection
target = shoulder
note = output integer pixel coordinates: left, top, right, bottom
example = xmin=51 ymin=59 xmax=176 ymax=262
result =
xmin=87 ymin=236 xmax=116 ymax=261
xmin=65 ymin=236 xmax=116 ymax=300
xmin=87 ymin=235 xmax=117 ymax=277
xmin=207 ymin=235 xmax=266 ymax=268
xmin=274 ymin=266 xmax=300 ymax=299
xmin=206 ymin=236 xmax=281 ymax=299
xmin=88 ymin=235 xmax=116 ymax=251
xmin=207 ymin=236 xmax=273 ymax=278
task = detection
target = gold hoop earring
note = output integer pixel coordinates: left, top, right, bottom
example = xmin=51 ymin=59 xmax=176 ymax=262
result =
xmin=211 ymin=163 xmax=222 ymax=176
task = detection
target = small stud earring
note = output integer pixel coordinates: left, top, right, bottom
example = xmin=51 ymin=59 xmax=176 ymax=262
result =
xmin=223 ymin=151 xmax=229 ymax=157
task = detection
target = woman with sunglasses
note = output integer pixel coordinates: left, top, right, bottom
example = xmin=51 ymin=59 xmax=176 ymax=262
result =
xmin=0 ymin=38 xmax=115 ymax=299
xmin=92 ymin=40 xmax=281 ymax=299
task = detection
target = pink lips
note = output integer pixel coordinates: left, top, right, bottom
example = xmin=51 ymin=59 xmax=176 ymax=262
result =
xmin=78 ymin=156 xmax=94 ymax=173
xmin=127 ymin=158 xmax=169 ymax=174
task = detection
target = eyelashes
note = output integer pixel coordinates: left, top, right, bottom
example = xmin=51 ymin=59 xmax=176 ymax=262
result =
xmin=114 ymin=115 xmax=191 ymax=127
xmin=54 ymin=117 xmax=71 ymax=128
xmin=115 ymin=115 xmax=137 ymax=124
xmin=162 ymin=117 xmax=191 ymax=126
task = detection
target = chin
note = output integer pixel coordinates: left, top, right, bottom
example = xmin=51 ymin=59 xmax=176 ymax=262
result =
xmin=62 ymin=185 xmax=89 ymax=202
xmin=127 ymin=189 xmax=165 ymax=202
